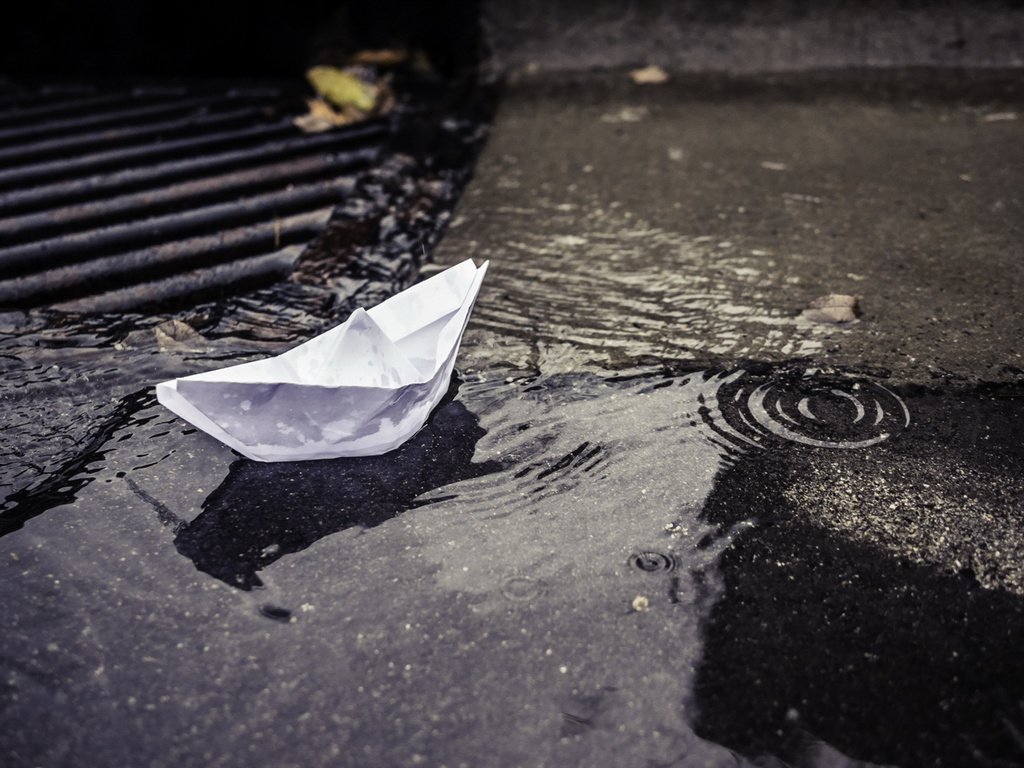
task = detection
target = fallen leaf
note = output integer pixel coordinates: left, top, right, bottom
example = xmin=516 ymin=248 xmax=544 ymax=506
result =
xmin=153 ymin=319 xmax=207 ymax=351
xmin=801 ymin=294 xmax=859 ymax=324
xmin=306 ymin=65 xmax=379 ymax=112
xmin=292 ymin=98 xmax=353 ymax=133
xmin=630 ymin=64 xmax=669 ymax=85
xmin=351 ymin=48 xmax=407 ymax=66
xmin=296 ymin=62 xmax=395 ymax=134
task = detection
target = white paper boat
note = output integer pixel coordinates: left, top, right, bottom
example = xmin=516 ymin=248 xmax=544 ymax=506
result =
xmin=156 ymin=259 xmax=488 ymax=462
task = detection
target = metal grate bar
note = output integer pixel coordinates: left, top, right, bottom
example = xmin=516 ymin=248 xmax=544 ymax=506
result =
xmin=0 ymin=93 xmax=145 ymax=128
xmin=0 ymin=119 xmax=301 ymax=191
xmin=0 ymin=89 xmax=98 ymax=111
xmin=0 ymin=152 xmax=373 ymax=245
xmin=0 ymin=105 xmax=278 ymax=168
xmin=0 ymin=94 xmax=268 ymax=146
xmin=50 ymin=245 xmax=307 ymax=314
xmin=0 ymin=176 xmax=357 ymax=277
xmin=0 ymin=209 xmax=334 ymax=307
xmin=0 ymin=120 xmax=386 ymax=216
xmin=0 ymin=84 xmax=395 ymax=312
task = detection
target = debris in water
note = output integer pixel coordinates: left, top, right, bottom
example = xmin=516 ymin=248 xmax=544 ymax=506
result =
xmin=801 ymin=294 xmax=859 ymax=324
xmin=631 ymin=595 xmax=650 ymax=612
xmin=351 ymin=48 xmax=408 ymax=66
xmin=295 ymin=48 xmax=409 ymax=133
xmin=152 ymin=319 xmax=207 ymax=351
xmin=630 ymin=64 xmax=669 ymax=85
xmin=293 ymin=97 xmax=355 ymax=133
xmin=259 ymin=604 xmax=295 ymax=623
xmin=297 ymin=65 xmax=395 ymax=133
xmin=306 ymin=65 xmax=380 ymax=111
xmin=600 ymin=106 xmax=649 ymax=124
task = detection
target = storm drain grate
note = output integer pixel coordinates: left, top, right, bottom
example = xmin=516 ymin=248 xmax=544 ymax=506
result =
xmin=0 ymin=85 xmax=390 ymax=312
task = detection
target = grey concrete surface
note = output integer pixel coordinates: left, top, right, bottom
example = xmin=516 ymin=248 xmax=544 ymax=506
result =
xmin=426 ymin=69 xmax=1024 ymax=765
xmin=483 ymin=0 xmax=1024 ymax=76
xmin=437 ymin=69 xmax=1024 ymax=386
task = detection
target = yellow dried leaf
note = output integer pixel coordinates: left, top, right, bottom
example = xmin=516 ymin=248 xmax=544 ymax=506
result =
xmin=306 ymin=66 xmax=378 ymax=112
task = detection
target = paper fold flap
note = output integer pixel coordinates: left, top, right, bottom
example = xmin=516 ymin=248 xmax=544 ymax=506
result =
xmin=297 ymin=308 xmax=422 ymax=388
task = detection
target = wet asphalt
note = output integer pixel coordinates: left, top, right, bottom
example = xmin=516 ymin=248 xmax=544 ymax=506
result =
xmin=1 ymin=70 xmax=1023 ymax=768
xmin=431 ymin=70 xmax=1024 ymax=766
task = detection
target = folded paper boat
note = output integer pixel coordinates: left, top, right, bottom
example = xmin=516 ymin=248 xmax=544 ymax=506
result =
xmin=156 ymin=259 xmax=488 ymax=462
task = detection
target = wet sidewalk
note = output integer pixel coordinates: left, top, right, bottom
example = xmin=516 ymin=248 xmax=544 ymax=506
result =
xmin=440 ymin=70 xmax=1023 ymax=385
xmin=2 ymin=70 xmax=1023 ymax=768
xmin=429 ymin=70 xmax=1024 ymax=766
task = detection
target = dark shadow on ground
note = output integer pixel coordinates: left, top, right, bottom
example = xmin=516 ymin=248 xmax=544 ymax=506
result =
xmin=693 ymin=391 xmax=1024 ymax=767
xmin=174 ymin=385 xmax=501 ymax=590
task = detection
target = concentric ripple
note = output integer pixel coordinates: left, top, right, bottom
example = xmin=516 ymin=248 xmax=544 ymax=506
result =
xmin=714 ymin=374 xmax=910 ymax=449
xmin=628 ymin=551 xmax=678 ymax=573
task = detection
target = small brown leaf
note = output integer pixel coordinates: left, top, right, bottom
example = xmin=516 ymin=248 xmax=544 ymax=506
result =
xmin=351 ymin=48 xmax=408 ymax=66
xmin=153 ymin=319 xmax=206 ymax=351
xmin=293 ymin=98 xmax=354 ymax=133
xmin=801 ymin=294 xmax=859 ymax=324
xmin=630 ymin=65 xmax=669 ymax=85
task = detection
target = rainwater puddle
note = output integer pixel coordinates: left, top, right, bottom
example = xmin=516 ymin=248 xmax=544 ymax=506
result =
xmin=463 ymin=213 xmax=831 ymax=372
xmin=0 ymin=360 xmax=916 ymax=768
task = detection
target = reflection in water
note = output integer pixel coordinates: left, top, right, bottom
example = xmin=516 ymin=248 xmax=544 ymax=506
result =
xmin=1 ymin=388 xmax=155 ymax=537
xmin=174 ymin=386 xmax=502 ymax=589
xmin=694 ymin=391 xmax=1024 ymax=767
xmin=168 ymin=368 xmax=922 ymax=762
xmin=14 ymin=352 xmax=1015 ymax=768
xmin=377 ymin=371 xmax=753 ymax=766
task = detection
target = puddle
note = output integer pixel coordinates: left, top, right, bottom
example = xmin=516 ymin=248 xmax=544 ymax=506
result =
xmin=3 ymin=221 xmax=1021 ymax=766
xmin=172 ymin=384 xmax=500 ymax=590
xmin=0 ymin=357 xmax=933 ymax=767
xmin=458 ymin=208 xmax=834 ymax=373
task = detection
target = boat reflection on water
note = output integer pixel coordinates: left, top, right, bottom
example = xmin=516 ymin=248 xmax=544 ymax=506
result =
xmin=174 ymin=381 xmax=502 ymax=589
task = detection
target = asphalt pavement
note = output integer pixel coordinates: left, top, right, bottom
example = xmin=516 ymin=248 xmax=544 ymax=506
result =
xmin=1 ymin=68 xmax=1022 ymax=768
xmin=431 ymin=68 xmax=1024 ymax=766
